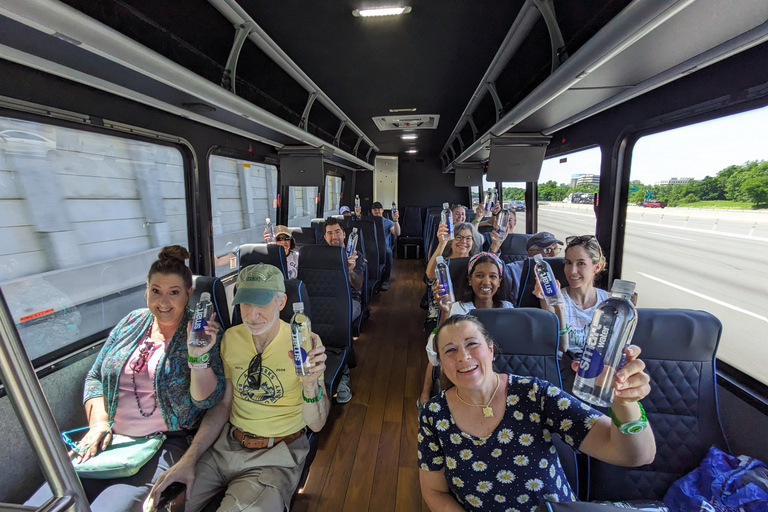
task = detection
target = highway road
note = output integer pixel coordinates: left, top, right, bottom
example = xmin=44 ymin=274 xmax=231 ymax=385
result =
xmin=515 ymin=205 xmax=768 ymax=384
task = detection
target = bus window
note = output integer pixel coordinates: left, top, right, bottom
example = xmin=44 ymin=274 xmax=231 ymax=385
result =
xmin=322 ymin=175 xmax=343 ymax=218
xmin=536 ymin=147 xmax=602 ymax=243
xmin=0 ymin=116 xmax=187 ymax=362
xmin=626 ymin=106 xmax=768 ymax=384
xmin=287 ymin=186 xmax=319 ymax=226
xmin=469 ymin=186 xmax=480 ymax=210
xmin=500 ymin=180 xmax=527 ymax=232
xmin=209 ymin=155 xmax=278 ymax=276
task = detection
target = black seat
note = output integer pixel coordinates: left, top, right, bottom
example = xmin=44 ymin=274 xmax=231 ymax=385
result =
xmin=191 ymin=275 xmax=230 ymax=330
xmin=490 ymin=233 xmax=532 ymax=264
xmin=469 ymin=308 xmax=580 ymax=497
xmin=397 ymin=206 xmax=423 ymax=259
xmin=447 ymin=256 xmax=470 ymax=299
xmin=287 ymin=226 xmax=317 ymax=246
xmin=361 ymin=215 xmax=388 ymax=270
xmin=425 ymin=215 xmax=442 ymax=261
xmin=587 ymin=309 xmax=729 ymax=502
xmin=351 ymin=219 xmax=381 ymax=297
xmin=517 ymin=257 xmax=568 ymax=308
xmin=296 ymin=245 xmax=353 ymax=397
xmin=238 ymin=243 xmax=289 ymax=279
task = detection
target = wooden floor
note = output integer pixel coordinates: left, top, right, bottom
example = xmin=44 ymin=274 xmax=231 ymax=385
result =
xmin=292 ymin=259 xmax=431 ymax=512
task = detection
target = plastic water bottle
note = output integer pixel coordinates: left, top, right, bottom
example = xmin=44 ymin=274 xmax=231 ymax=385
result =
xmin=189 ymin=292 xmax=213 ymax=347
xmin=355 ymin=195 xmax=361 ymax=211
xmin=483 ymin=189 xmax=496 ymax=214
xmin=346 ymin=227 xmax=359 ymax=258
xmin=440 ymin=202 xmax=454 ymax=241
xmin=265 ymin=218 xmax=275 ymax=244
xmin=533 ymin=254 xmax=563 ymax=306
xmin=290 ymin=302 xmax=313 ymax=377
xmin=434 ymin=256 xmax=455 ymax=306
xmin=572 ymin=280 xmax=638 ymax=407
xmin=495 ymin=209 xmax=510 ymax=237
xmin=391 ymin=201 xmax=397 ymax=215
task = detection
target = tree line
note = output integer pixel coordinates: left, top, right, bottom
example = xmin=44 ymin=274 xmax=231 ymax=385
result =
xmin=501 ymin=160 xmax=768 ymax=206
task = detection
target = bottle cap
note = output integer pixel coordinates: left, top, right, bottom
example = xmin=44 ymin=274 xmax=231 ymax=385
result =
xmin=436 ymin=256 xmax=445 ymax=265
xmin=200 ymin=292 xmax=211 ymax=301
xmin=443 ymin=202 xmax=449 ymax=209
xmin=293 ymin=302 xmax=304 ymax=312
xmin=266 ymin=217 xmax=271 ymax=223
xmin=533 ymin=253 xmax=544 ymax=262
xmin=611 ymin=279 xmax=636 ymax=295
xmin=352 ymin=227 xmax=358 ymax=233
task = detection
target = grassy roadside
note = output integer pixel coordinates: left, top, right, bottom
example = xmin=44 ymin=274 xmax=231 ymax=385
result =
xmin=680 ymin=200 xmax=767 ymax=210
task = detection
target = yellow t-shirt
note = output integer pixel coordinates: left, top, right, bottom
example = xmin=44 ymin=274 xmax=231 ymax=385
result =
xmin=221 ymin=320 xmax=323 ymax=437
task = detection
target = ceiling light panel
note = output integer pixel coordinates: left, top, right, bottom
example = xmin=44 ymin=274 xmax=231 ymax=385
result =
xmin=353 ymin=6 xmax=412 ymax=17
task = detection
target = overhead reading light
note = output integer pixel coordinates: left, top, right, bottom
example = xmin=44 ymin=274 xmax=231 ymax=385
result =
xmin=406 ymin=149 xmax=418 ymax=153
xmin=353 ymin=6 xmax=412 ymax=17
xmin=401 ymin=134 xmax=417 ymax=140
xmin=389 ymin=107 xmax=417 ymax=113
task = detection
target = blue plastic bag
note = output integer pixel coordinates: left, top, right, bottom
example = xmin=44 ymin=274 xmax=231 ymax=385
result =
xmin=664 ymin=446 xmax=768 ymax=512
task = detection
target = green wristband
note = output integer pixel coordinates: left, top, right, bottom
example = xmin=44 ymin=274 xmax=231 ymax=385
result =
xmin=186 ymin=352 xmax=210 ymax=364
xmin=302 ymin=385 xmax=323 ymax=404
xmin=608 ymin=402 xmax=648 ymax=434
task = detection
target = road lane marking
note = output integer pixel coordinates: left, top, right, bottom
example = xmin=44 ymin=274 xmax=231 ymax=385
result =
xmin=636 ymin=272 xmax=768 ymax=324
xmin=539 ymin=207 xmax=768 ymax=243
xmin=646 ymin=232 xmax=696 ymax=241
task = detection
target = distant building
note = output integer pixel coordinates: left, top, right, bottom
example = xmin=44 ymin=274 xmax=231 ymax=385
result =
xmin=655 ymin=177 xmax=693 ymax=185
xmin=569 ymin=173 xmax=600 ymax=187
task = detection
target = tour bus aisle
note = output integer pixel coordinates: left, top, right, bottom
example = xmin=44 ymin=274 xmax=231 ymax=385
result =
xmin=292 ymin=259 xmax=430 ymax=512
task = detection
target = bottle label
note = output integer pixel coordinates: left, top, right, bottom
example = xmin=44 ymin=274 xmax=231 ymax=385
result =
xmin=291 ymin=330 xmax=308 ymax=364
xmin=579 ymin=320 xmax=612 ymax=379
xmin=192 ymin=305 xmax=209 ymax=332
xmin=538 ymin=271 xmax=557 ymax=297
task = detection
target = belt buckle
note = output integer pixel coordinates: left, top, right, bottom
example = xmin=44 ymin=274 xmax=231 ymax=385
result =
xmin=239 ymin=430 xmax=258 ymax=449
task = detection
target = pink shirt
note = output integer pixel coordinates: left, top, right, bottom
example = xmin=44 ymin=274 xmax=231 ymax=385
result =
xmin=113 ymin=339 xmax=169 ymax=436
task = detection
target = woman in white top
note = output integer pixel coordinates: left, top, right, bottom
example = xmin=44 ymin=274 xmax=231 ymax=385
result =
xmin=419 ymin=252 xmax=513 ymax=407
xmin=535 ymin=235 xmax=609 ymax=354
xmin=264 ymin=225 xmax=299 ymax=279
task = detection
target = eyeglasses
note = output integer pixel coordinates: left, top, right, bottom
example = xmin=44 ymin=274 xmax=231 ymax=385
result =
xmin=247 ymin=353 xmax=262 ymax=389
xmin=540 ymin=246 xmax=561 ymax=255
xmin=61 ymin=422 xmax=114 ymax=453
xmin=130 ymin=340 xmax=154 ymax=373
xmin=565 ymin=235 xmax=597 ymax=247
xmin=454 ymin=235 xmax=474 ymax=242
xmin=276 ymin=236 xmax=292 ymax=242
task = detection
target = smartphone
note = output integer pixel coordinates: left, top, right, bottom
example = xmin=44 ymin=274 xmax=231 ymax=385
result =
xmin=153 ymin=482 xmax=186 ymax=511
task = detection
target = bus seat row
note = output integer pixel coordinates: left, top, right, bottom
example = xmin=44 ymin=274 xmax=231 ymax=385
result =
xmin=468 ymin=307 xmax=729 ymax=503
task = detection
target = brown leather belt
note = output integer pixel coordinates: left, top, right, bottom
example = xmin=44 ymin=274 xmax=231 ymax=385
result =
xmin=232 ymin=427 xmax=304 ymax=450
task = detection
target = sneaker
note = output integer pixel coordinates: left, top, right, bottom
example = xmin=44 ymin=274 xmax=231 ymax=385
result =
xmin=380 ymin=282 xmax=389 ymax=291
xmin=336 ymin=375 xmax=352 ymax=404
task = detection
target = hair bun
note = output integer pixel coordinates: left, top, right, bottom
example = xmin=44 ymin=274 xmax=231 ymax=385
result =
xmin=158 ymin=245 xmax=190 ymax=263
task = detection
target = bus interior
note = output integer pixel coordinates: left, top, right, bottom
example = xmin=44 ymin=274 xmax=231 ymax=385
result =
xmin=0 ymin=1 xmax=767 ymax=510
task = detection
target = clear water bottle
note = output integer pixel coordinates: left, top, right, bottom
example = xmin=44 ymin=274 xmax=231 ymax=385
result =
xmin=189 ymin=292 xmax=213 ymax=347
xmin=346 ymin=227 xmax=359 ymax=258
xmin=572 ymin=280 xmax=638 ymax=407
xmin=440 ymin=202 xmax=454 ymax=241
xmin=391 ymin=201 xmax=397 ymax=215
xmin=533 ymin=254 xmax=563 ymax=306
xmin=434 ymin=256 xmax=455 ymax=306
xmin=495 ymin=209 xmax=510 ymax=237
xmin=290 ymin=302 xmax=313 ymax=377
xmin=265 ymin=218 xmax=275 ymax=244
xmin=355 ymin=195 xmax=361 ymax=211
xmin=483 ymin=189 xmax=496 ymax=214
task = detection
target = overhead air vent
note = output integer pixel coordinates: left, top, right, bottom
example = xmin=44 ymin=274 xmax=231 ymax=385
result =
xmin=373 ymin=114 xmax=440 ymax=131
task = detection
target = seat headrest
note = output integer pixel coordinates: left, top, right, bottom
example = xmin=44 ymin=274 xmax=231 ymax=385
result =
xmin=296 ymin=245 xmax=345 ymax=269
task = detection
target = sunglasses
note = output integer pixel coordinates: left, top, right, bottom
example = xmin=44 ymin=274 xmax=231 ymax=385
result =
xmin=130 ymin=340 xmax=154 ymax=373
xmin=276 ymin=236 xmax=292 ymax=242
xmin=247 ymin=353 xmax=262 ymax=389
xmin=565 ymin=235 xmax=597 ymax=246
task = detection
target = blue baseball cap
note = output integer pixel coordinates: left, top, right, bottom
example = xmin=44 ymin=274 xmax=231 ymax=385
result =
xmin=339 ymin=206 xmax=351 ymax=214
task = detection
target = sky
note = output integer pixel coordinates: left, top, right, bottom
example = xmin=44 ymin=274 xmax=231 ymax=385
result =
xmin=486 ymin=104 xmax=768 ymax=189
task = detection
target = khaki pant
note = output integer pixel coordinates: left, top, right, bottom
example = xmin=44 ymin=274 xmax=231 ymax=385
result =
xmin=185 ymin=423 xmax=309 ymax=512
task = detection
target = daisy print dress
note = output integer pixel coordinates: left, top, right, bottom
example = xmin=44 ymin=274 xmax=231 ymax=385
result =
xmin=418 ymin=374 xmax=601 ymax=511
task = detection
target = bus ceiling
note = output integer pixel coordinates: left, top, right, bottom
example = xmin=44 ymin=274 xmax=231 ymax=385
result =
xmin=0 ymin=1 xmax=767 ymax=171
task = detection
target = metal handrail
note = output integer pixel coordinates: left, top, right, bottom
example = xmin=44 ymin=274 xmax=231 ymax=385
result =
xmin=0 ymin=291 xmax=88 ymax=512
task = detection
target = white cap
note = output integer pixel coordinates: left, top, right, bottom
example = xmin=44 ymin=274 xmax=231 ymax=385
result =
xmin=352 ymin=227 xmax=358 ymax=233
xmin=266 ymin=217 xmax=271 ymax=223
xmin=533 ymin=253 xmax=544 ymax=262
xmin=200 ymin=292 xmax=211 ymax=301
xmin=436 ymin=256 xmax=445 ymax=265
xmin=293 ymin=302 xmax=304 ymax=312
xmin=611 ymin=279 xmax=636 ymax=295
xmin=443 ymin=202 xmax=449 ymax=209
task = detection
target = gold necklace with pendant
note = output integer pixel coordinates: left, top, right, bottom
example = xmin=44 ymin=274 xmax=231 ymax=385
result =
xmin=455 ymin=373 xmax=501 ymax=418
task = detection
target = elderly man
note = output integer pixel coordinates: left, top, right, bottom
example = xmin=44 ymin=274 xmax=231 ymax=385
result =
xmin=149 ymin=263 xmax=329 ymax=512
xmin=490 ymin=231 xmax=564 ymax=300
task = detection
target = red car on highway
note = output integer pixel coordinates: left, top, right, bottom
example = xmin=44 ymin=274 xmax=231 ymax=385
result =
xmin=640 ymin=200 xmax=667 ymax=208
